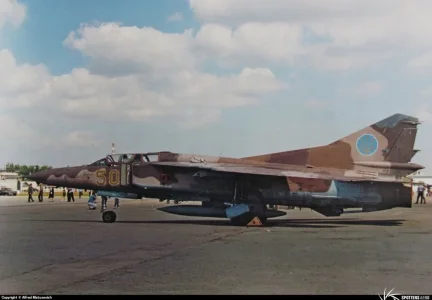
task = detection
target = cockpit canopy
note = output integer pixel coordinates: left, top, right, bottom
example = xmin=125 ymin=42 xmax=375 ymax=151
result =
xmin=89 ymin=152 xmax=171 ymax=166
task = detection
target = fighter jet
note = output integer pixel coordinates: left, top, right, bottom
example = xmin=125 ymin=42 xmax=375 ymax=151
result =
xmin=28 ymin=113 xmax=424 ymax=225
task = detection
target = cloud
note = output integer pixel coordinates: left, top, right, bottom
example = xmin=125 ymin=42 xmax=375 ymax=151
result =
xmin=0 ymin=115 xmax=51 ymax=161
xmin=63 ymin=23 xmax=197 ymax=76
xmin=194 ymin=22 xmax=303 ymax=67
xmin=1 ymin=0 xmax=432 ymax=172
xmin=190 ymin=0 xmax=432 ymax=45
xmin=189 ymin=0 xmax=432 ymax=70
xmin=416 ymin=104 xmax=432 ymax=124
xmin=0 ymin=49 xmax=51 ymax=108
xmin=0 ymin=1 xmax=287 ymax=161
xmin=0 ymin=115 xmax=36 ymax=142
xmin=408 ymin=53 xmax=432 ymax=69
xmin=63 ymin=130 xmax=101 ymax=147
xmin=189 ymin=0 xmax=390 ymax=24
xmin=1 ymin=21 xmax=286 ymax=127
xmin=304 ymin=99 xmax=325 ymax=109
xmin=0 ymin=0 xmax=26 ymax=29
xmin=354 ymin=81 xmax=383 ymax=98
xmin=167 ymin=12 xmax=183 ymax=22
xmin=419 ymin=88 xmax=432 ymax=96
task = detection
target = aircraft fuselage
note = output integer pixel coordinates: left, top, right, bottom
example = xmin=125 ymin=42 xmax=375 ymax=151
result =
xmin=29 ymin=161 xmax=412 ymax=216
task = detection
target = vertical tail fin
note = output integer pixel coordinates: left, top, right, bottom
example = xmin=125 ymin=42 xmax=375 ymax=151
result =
xmin=333 ymin=113 xmax=420 ymax=164
xmin=244 ymin=113 xmax=422 ymax=170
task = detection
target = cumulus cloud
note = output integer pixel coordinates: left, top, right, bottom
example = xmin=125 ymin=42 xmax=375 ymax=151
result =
xmin=63 ymin=23 xmax=197 ymax=76
xmin=0 ymin=49 xmax=51 ymax=108
xmin=0 ymin=0 xmax=288 ymax=160
xmin=167 ymin=12 xmax=183 ymax=22
xmin=194 ymin=22 xmax=305 ymax=68
xmin=0 ymin=0 xmax=26 ymax=29
xmin=0 ymin=50 xmax=284 ymax=122
xmin=189 ymin=0 xmax=390 ymax=24
xmin=189 ymin=0 xmax=432 ymax=70
xmin=190 ymin=0 xmax=432 ymax=45
xmin=2 ymin=0 xmax=432 ymax=171
xmin=1 ymin=22 xmax=286 ymax=128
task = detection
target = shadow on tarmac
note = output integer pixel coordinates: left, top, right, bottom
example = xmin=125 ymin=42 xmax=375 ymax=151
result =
xmin=27 ymin=217 xmax=405 ymax=228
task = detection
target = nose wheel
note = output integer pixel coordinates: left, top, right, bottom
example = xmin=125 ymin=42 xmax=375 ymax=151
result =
xmin=102 ymin=210 xmax=117 ymax=223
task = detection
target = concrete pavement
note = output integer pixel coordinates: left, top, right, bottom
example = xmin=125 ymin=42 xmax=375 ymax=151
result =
xmin=0 ymin=195 xmax=431 ymax=294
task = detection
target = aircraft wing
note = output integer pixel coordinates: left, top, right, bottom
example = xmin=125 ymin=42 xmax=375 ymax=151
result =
xmin=151 ymin=161 xmax=393 ymax=182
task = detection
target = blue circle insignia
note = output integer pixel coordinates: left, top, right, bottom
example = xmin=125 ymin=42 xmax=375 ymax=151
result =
xmin=356 ymin=134 xmax=379 ymax=156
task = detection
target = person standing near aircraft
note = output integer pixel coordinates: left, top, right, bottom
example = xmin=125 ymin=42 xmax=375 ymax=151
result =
xmin=28 ymin=183 xmax=34 ymax=203
xmin=421 ymin=185 xmax=427 ymax=204
xmin=101 ymin=195 xmax=108 ymax=210
xmin=67 ymin=188 xmax=75 ymax=202
xmin=48 ymin=187 xmax=54 ymax=202
xmin=38 ymin=184 xmax=43 ymax=202
xmin=415 ymin=184 xmax=426 ymax=204
xmin=62 ymin=188 xmax=66 ymax=201
xmin=88 ymin=192 xmax=97 ymax=210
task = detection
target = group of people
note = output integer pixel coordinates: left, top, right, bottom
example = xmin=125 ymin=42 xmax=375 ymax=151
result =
xmin=87 ymin=191 xmax=119 ymax=211
xmin=27 ymin=184 xmax=55 ymax=202
xmin=27 ymin=184 xmax=83 ymax=203
xmin=27 ymin=185 xmax=120 ymax=210
xmin=60 ymin=188 xmax=82 ymax=202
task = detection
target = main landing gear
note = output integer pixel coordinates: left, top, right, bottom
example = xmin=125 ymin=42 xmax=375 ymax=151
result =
xmin=230 ymin=214 xmax=267 ymax=226
xmin=102 ymin=210 xmax=117 ymax=223
xmin=226 ymin=203 xmax=270 ymax=226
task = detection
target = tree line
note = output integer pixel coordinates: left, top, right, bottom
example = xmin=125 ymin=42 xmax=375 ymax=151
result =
xmin=3 ymin=163 xmax=52 ymax=177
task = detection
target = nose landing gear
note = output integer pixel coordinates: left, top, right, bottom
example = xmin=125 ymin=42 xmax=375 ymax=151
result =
xmin=102 ymin=210 xmax=117 ymax=223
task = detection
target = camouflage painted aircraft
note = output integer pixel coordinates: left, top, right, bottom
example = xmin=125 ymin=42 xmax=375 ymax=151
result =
xmin=28 ymin=113 xmax=424 ymax=225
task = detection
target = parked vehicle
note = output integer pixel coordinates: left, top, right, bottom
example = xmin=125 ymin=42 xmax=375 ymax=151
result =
xmin=0 ymin=187 xmax=17 ymax=196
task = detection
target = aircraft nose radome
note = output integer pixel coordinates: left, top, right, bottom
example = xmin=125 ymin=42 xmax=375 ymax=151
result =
xmin=27 ymin=170 xmax=50 ymax=183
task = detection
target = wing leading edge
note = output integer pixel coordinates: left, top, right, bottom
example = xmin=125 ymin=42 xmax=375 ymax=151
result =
xmin=151 ymin=161 xmax=399 ymax=182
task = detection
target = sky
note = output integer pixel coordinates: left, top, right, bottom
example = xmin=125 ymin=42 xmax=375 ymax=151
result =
xmin=0 ymin=0 xmax=431 ymax=173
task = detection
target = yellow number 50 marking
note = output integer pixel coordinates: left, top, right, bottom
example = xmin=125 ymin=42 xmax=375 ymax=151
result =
xmin=96 ymin=169 xmax=120 ymax=186
xmin=96 ymin=169 xmax=107 ymax=185
xmin=109 ymin=170 xmax=120 ymax=186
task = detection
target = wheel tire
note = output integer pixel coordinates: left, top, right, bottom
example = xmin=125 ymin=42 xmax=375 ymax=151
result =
xmin=102 ymin=211 xmax=117 ymax=223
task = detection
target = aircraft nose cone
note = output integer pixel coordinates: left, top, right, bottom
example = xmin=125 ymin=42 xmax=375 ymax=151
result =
xmin=27 ymin=170 xmax=50 ymax=183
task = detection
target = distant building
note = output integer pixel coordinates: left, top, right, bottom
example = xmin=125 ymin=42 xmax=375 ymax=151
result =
xmin=407 ymin=170 xmax=432 ymax=187
xmin=0 ymin=172 xmax=50 ymax=193
xmin=0 ymin=171 xmax=20 ymax=191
